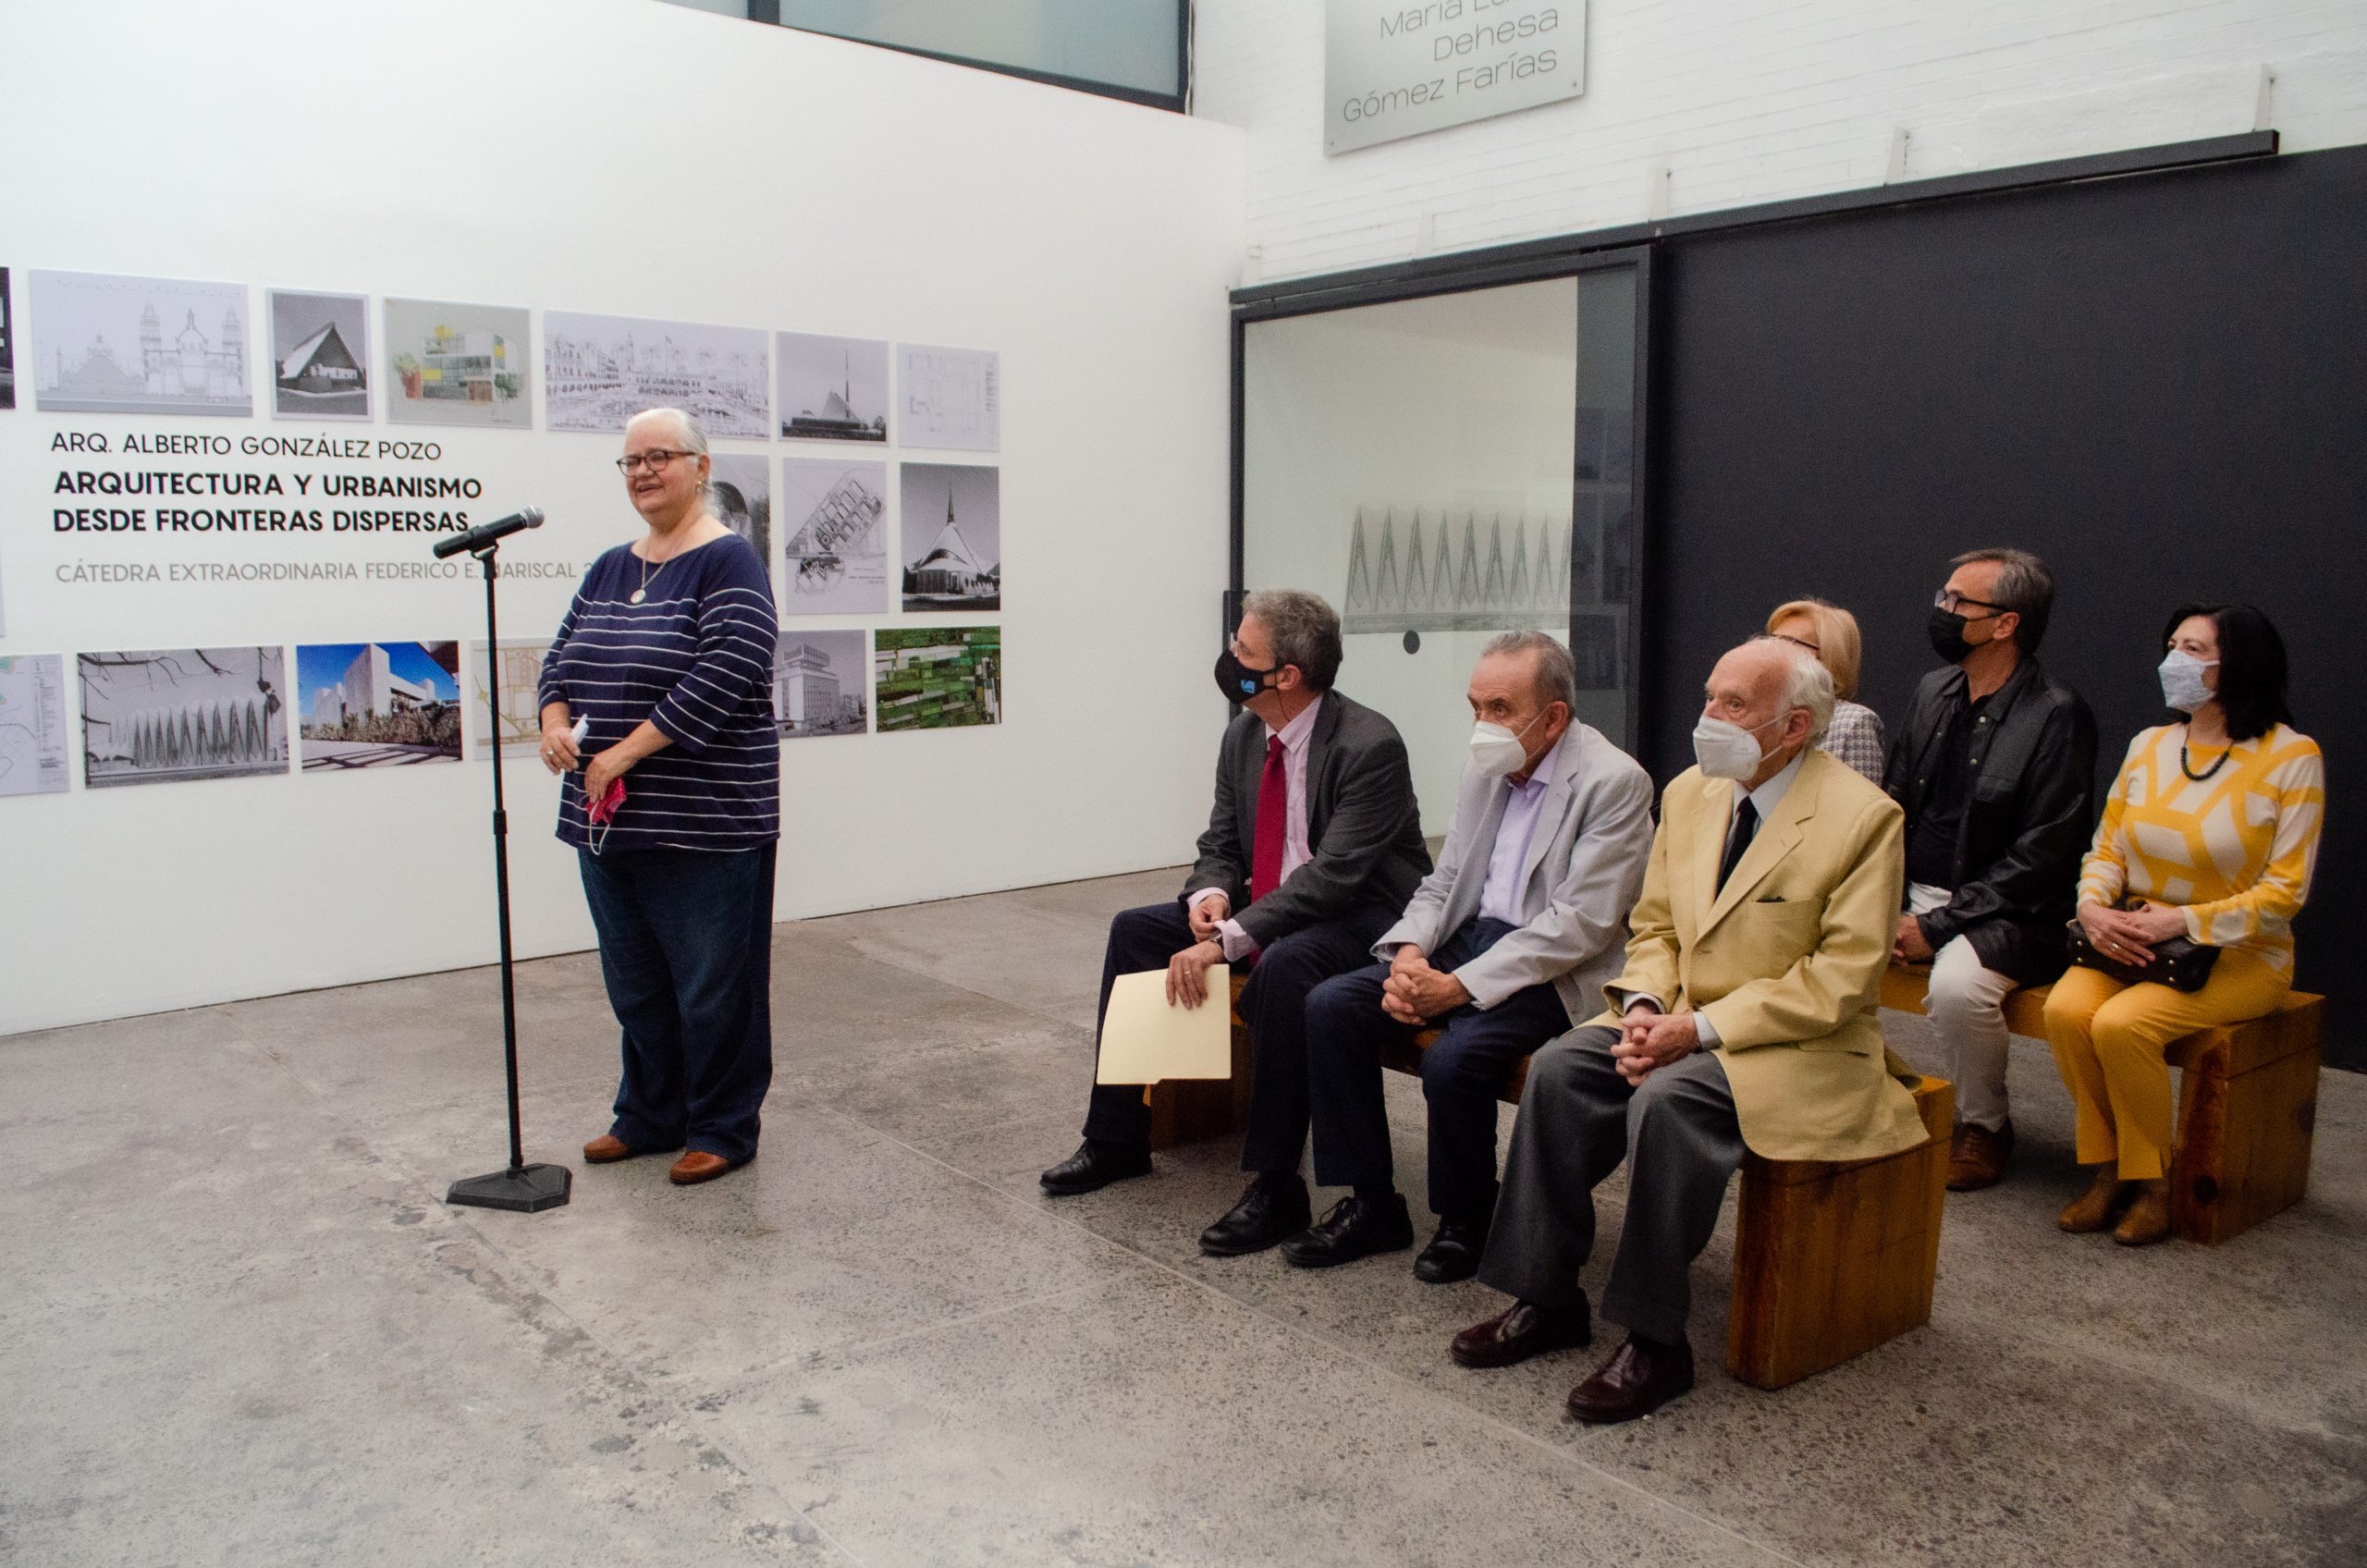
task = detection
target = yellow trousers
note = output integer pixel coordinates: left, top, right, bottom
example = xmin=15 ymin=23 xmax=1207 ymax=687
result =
xmin=2042 ymin=948 xmax=2289 ymax=1180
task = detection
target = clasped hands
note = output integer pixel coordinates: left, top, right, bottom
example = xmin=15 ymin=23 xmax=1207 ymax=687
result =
xmin=539 ymin=710 xmax=636 ymax=801
xmin=1380 ymin=946 xmax=1471 ymax=1025
xmin=2076 ymin=899 xmax=2188 ymax=967
xmin=1614 ymin=1002 xmax=1699 ymax=1085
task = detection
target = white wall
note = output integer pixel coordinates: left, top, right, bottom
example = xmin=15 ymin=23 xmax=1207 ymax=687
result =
xmin=1196 ymin=0 xmax=2367 ymax=281
xmin=0 ymin=0 xmax=1245 ymax=1035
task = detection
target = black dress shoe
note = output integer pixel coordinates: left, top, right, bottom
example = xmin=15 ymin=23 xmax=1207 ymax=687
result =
xmin=1039 ymin=1139 xmax=1152 ymax=1196
xmin=1279 ymin=1194 xmax=1415 ymax=1268
xmin=1450 ymin=1297 xmax=1591 ymax=1368
xmin=1199 ymin=1172 xmax=1312 ymax=1256
xmin=1413 ymin=1217 xmax=1490 ymax=1283
xmin=1566 ymin=1333 xmax=1695 ymax=1425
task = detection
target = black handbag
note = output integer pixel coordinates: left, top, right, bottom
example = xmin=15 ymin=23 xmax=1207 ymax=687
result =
xmin=2066 ymin=900 xmax=2220 ymax=993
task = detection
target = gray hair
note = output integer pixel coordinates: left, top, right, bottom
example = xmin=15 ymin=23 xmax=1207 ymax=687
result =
xmin=1240 ymin=590 xmax=1343 ymax=692
xmin=624 ymin=405 xmax=709 ymax=457
xmin=1482 ymin=631 xmax=1577 ymax=712
xmin=1951 ymin=545 xmax=2054 ymax=653
xmin=1767 ymin=637 xmax=1836 ymax=744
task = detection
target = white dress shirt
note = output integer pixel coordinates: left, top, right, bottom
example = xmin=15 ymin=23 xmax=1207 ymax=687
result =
xmin=1477 ymin=733 xmax=1564 ymax=926
xmin=1618 ymin=747 xmax=1808 ymax=1047
xmin=1189 ymin=694 xmax=1323 ymax=961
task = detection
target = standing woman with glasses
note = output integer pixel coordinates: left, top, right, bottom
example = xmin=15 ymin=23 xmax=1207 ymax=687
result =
xmin=2043 ymin=605 xmax=2323 ymax=1244
xmin=537 ymin=407 xmax=781 ymax=1186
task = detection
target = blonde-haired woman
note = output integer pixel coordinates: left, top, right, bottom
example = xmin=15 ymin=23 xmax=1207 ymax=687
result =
xmin=1768 ymin=598 xmax=1885 ymax=782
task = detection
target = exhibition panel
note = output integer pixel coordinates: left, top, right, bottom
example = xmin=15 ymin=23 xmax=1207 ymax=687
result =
xmin=0 ymin=0 xmax=1245 ymax=1036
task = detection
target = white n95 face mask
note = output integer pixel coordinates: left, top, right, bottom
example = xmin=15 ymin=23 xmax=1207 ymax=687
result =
xmin=2158 ymin=649 xmax=2218 ymax=714
xmin=1469 ymin=713 xmax=1540 ymax=778
xmin=1692 ymin=713 xmax=1778 ymax=780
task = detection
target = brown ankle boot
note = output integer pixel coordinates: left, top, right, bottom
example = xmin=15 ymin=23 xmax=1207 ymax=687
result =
xmin=2057 ymin=1166 xmax=2128 ymax=1233
xmin=2112 ymin=1178 xmax=2173 ymax=1245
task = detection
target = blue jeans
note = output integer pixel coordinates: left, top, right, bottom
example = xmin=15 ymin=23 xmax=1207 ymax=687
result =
xmin=578 ymin=844 xmax=776 ymax=1163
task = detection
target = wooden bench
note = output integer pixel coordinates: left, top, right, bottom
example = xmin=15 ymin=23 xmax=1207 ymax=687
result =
xmin=1880 ymin=966 xmax=2326 ymax=1245
xmin=1151 ymin=976 xmax=1948 ymax=1390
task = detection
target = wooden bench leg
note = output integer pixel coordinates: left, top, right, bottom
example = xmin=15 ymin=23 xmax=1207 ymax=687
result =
xmin=2172 ymin=1031 xmax=2323 ymax=1245
xmin=1726 ymin=1080 xmax=1953 ymax=1391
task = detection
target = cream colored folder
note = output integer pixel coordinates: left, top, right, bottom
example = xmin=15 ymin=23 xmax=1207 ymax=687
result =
xmin=1093 ymin=964 xmax=1233 ymax=1084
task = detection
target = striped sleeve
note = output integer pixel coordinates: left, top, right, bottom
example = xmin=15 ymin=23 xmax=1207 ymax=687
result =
xmin=537 ymin=583 xmax=589 ymax=715
xmin=2183 ymin=740 xmax=2325 ymax=948
xmin=648 ymin=572 xmax=778 ymax=756
xmin=2076 ymin=730 xmax=2146 ymax=910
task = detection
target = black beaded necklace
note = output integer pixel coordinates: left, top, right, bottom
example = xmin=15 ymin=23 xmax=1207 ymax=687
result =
xmin=2179 ymin=724 xmax=2233 ymax=783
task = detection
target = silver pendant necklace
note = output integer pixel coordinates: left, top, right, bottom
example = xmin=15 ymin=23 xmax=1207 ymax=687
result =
xmin=630 ymin=541 xmax=669 ymax=605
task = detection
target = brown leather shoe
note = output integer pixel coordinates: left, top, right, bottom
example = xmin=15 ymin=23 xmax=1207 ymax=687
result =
xmin=583 ymin=1133 xmax=634 ymax=1164
xmin=668 ymin=1150 xmax=743 ymax=1186
xmin=1945 ymin=1119 xmax=2016 ymax=1191
xmin=1566 ymin=1333 xmax=1695 ymax=1425
xmin=1451 ymin=1298 xmax=1592 ymax=1369
xmin=2057 ymin=1165 xmax=2130 ymax=1233
xmin=2112 ymin=1178 xmax=2172 ymax=1246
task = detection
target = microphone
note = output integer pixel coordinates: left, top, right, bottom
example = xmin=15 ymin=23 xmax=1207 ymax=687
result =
xmin=433 ymin=506 xmax=546 ymax=558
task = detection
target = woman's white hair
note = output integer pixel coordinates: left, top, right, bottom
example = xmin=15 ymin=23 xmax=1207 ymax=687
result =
xmin=1763 ymin=635 xmax=1836 ymax=743
xmin=624 ymin=405 xmax=708 ymax=457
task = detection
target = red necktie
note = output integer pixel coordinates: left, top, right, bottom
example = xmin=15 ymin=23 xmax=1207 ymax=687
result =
xmin=1249 ymin=735 xmax=1288 ymax=903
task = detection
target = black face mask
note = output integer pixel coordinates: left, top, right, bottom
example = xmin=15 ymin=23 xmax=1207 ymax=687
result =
xmin=1214 ymin=647 xmax=1283 ymax=705
xmin=1927 ymin=606 xmax=1981 ymax=665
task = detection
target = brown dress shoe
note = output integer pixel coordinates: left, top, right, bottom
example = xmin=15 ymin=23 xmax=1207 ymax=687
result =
xmin=1451 ymin=1298 xmax=1592 ymax=1369
xmin=583 ymin=1134 xmax=634 ymax=1164
xmin=1945 ymin=1119 xmax=2016 ymax=1191
xmin=2057 ymin=1165 xmax=2130 ymax=1233
xmin=1566 ymin=1333 xmax=1695 ymax=1425
xmin=668 ymin=1150 xmax=743 ymax=1186
xmin=2112 ymin=1179 xmax=2173 ymax=1246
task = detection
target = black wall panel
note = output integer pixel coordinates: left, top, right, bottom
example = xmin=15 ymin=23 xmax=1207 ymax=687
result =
xmin=1650 ymin=144 xmax=2367 ymax=1065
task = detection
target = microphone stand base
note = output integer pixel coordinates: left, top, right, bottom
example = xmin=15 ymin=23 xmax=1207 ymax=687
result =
xmin=447 ymin=1163 xmax=573 ymax=1213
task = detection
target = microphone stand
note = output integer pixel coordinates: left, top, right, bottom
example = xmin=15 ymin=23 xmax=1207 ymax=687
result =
xmin=447 ymin=537 xmax=572 ymax=1214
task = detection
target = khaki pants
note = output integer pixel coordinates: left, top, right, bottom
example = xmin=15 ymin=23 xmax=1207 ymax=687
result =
xmin=2042 ymin=948 xmax=2289 ymax=1180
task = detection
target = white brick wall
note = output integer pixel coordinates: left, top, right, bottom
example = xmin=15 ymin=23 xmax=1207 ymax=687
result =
xmin=1194 ymin=1 xmax=2367 ymax=282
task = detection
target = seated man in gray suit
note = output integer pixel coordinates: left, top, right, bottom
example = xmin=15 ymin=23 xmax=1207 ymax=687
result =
xmin=1287 ymin=632 xmax=1656 ymax=1280
xmin=1041 ymin=590 xmax=1432 ymax=1259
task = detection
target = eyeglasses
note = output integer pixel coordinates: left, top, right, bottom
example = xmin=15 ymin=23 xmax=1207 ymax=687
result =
xmin=616 ymin=449 xmax=696 ymax=475
xmin=1933 ymin=588 xmax=2007 ymax=616
xmin=1771 ymin=631 xmax=1821 ymax=655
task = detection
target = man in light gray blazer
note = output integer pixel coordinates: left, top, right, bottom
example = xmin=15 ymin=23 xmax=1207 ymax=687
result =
xmin=1286 ymin=631 xmax=1656 ymax=1281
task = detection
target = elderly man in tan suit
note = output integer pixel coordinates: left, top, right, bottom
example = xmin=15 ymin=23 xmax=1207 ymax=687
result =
xmin=1449 ymin=637 xmax=1924 ymax=1424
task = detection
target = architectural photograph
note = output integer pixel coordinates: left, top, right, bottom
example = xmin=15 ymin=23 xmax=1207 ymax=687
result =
xmin=873 ymin=624 xmax=1000 ymax=731
xmin=383 ymin=298 xmax=531 ymax=428
xmin=78 ymin=646 xmax=288 ymax=787
xmin=899 ymin=461 xmax=1000 ymax=612
xmin=707 ymin=453 xmax=772 ymax=579
xmin=33 ymin=270 xmax=252 ymax=416
xmin=781 ymin=457 xmax=889 ymax=616
xmin=545 ymin=311 xmax=769 ymax=437
xmin=777 ymin=330 xmax=889 ymax=441
xmin=1340 ymin=507 xmax=1569 ymax=634
xmin=0 ymin=266 xmax=14 ymax=410
xmin=772 ymin=628 xmax=867 ymax=739
xmin=296 ymin=642 xmax=463 ymax=769
xmin=268 ymin=288 xmax=370 ymax=419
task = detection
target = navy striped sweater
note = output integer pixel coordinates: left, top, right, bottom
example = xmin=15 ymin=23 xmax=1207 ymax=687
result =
xmin=539 ymin=533 xmax=780 ymax=852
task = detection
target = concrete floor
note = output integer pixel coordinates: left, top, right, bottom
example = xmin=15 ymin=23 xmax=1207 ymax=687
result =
xmin=3 ymin=866 xmax=2362 ymax=1567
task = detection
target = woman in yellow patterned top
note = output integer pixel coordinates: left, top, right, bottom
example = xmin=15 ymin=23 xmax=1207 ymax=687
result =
xmin=2043 ymin=605 xmax=2323 ymax=1245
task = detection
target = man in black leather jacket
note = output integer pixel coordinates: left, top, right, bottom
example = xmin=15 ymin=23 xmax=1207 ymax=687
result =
xmin=1886 ymin=547 xmax=2096 ymax=1190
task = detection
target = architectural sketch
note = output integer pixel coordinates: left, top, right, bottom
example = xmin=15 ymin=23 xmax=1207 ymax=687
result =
xmin=781 ymin=458 xmax=889 ymax=616
xmin=898 ymin=342 xmax=998 ymax=451
xmin=546 ymin=312 xmax=768 ymax=437
xmin=385 ymin=298 xmax=531 ymax=428
xmin=0 ymin=654 xmax=68 ymax=798
xmin=0 ymin=268 xmax=14 ymax=410
xmin=778 ymin=332 xmax=888 ymax=442
xmin=270 ymin=289 xmax=370 ymax=420
xmin=33 ymin=271 xmax=252 ymax=416
xmin=297 ymin=642 xmax=462 ymax=769
xmin=1340 ymin=508 xmax=1573 ymax=634
xmin=80 ymin=647 xmax=288 ymax=788
xmin=469 ymin=639 xmax=549 ymax=758
xmin=900 ymin=462 xmax=1000 ymax=612
xmin=875 ymin=627 xmax=1000 ymax=732
xmin=708 ymin=454 xmax=773 ymax=580
xmin=774 ymin=629 xmax=867 ymax=739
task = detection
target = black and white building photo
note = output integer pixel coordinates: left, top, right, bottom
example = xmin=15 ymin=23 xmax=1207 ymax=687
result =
xmin=269 ymin=289 xmax=370 ymax=420
xmin=79 ymin=646 xmax=288 ymax=788
xmin=900 ymin=461 xmax=1000 ymax=613
xmin=778 ymin=331 xmax=889 ymax=442
xmin=34 ymin=270 xmax=252 ymax=417
xmin=546 ymin=311 xmax=769 ymax=437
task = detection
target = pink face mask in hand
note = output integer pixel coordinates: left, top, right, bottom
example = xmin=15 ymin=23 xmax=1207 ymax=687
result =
xmin=587 ymin=776 xmax=626 ymax=854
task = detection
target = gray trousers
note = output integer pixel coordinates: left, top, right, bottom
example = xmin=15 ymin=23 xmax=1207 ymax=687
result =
xmin=1478 ymin=1025 xmax=1746 ymax=1345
